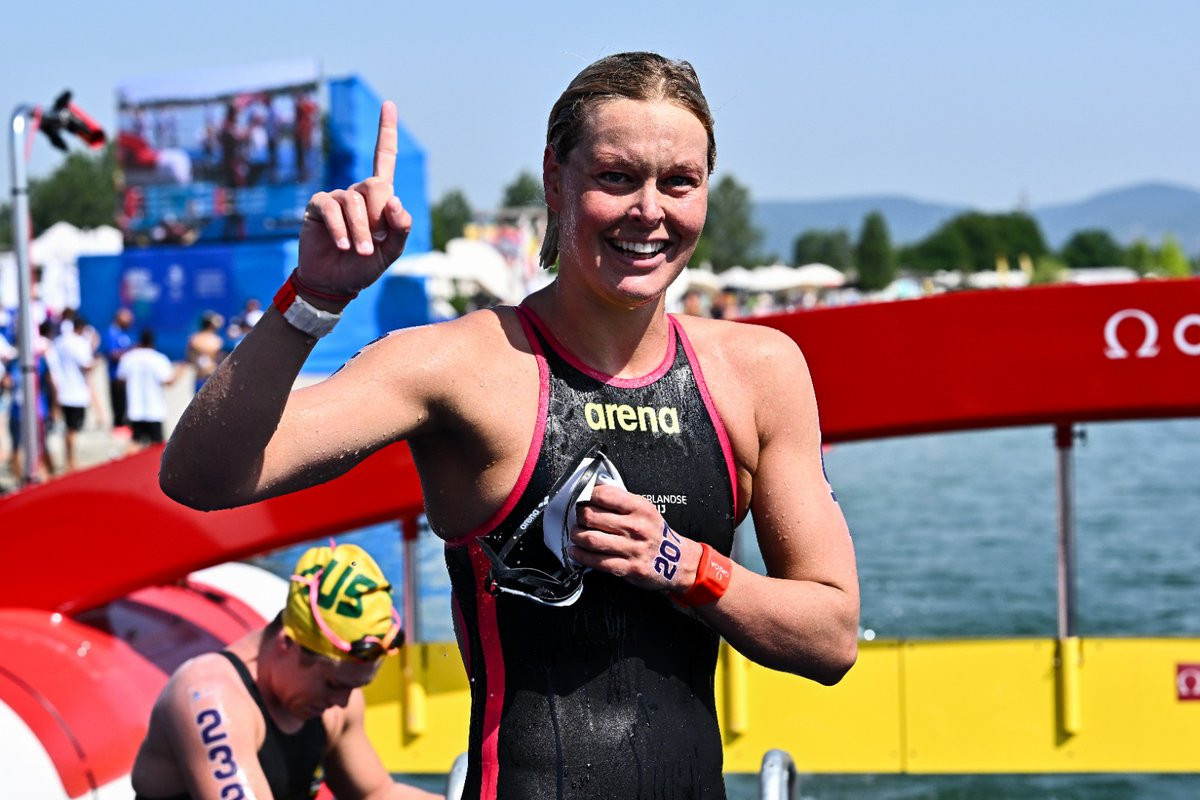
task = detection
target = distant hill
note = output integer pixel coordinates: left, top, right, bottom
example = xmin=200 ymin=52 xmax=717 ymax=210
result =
xmin=1034 ymin=182 xmax=1200 ymax=252
xmin=754 ymin=195 xmax=963 ymax=260
xmin=754 ymin=182 xmax=1200 ymax=260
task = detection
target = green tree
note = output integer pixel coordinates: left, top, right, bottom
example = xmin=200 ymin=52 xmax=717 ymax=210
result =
xmin=1031 ymin=254 xmax=1067 ymax=285
xmin=696 ymin=174 xmax=763 ymax=271
xmin=900 ymin=226 xmax=971 ymax=273
xmin=951 ymin=212 xmax=1002 ymax=272
xmin=1060 ymin=229 xmax=1124 ymax=268
xmin=690 ymin=234 xmax=711 ymax=268
xmin=501 ymin=170 xmax=544 ymax=209
xmin=792 ymin=229 xmax=852 ymax=270
xmin=901 ymin=211 xmax=1047 ymax=273
xmin=0 ymin=202 xmax=12 ymax=249
xmin=855 ymin=211 xmax=896 ymax=291
xmin=994 ymin=212 xmax=1048 ymax=267
xmin=28 ymin=146 xmax=116 ymax=235
xmin=1158 ymin=234 xmax=1192 ymax=277
xmin=431 ymin=189 xmax=473 ymax=251
xmin=1125 ymin=238 xmax=1155 ymax=275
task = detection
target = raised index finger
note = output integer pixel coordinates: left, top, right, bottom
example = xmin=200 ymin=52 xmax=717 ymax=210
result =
xmin=373 ymin=100 xmax=398 ymax=184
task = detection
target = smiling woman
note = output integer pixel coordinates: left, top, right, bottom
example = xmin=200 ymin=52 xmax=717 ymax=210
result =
xmin=545 ymin=97 xmax=711 ymax=312
xmin=539 ymin=51 xmax=717 ymax=272
xmin=161 ymin=50 xmax=859 ymax=800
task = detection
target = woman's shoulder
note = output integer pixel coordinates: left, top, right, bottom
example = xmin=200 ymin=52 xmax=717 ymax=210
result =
xmin=673 ymin=313 xmax=803 ymax=369
xmin=371 ymin=306 xmax=524 ymax=353
xmin=343 ymin=306 xmax=535 ymax=396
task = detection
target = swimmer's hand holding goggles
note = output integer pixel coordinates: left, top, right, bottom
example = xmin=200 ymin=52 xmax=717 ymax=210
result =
xmin=480 ymin=442 xmax=624 ymax=607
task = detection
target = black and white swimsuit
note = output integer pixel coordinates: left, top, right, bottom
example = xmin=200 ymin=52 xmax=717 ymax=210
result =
xmin=445 ymin=305 xmax=738 ymax=800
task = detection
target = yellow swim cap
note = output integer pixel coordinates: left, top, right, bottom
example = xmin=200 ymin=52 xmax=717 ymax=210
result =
xmin=283 ymin=543 xmax=402 ymax=661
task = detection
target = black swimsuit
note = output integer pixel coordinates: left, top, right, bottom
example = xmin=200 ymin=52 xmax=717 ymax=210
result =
xmin=445 ymin=306 xmax=738 ymax=800
xmin=135 ymin=651 xmax=327 ymax=800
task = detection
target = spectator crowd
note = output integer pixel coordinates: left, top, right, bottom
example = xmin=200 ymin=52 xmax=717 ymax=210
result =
xmin=0 ymin=297 xmax=262 ymax=492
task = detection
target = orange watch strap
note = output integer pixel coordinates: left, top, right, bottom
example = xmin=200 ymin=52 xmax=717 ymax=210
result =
xmin=677 ymin=543 xmax=732 ymax=607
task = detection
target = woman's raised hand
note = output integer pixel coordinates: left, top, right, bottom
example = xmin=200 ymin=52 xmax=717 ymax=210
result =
xmin=297 ymin=101 xmax=412 ymax=297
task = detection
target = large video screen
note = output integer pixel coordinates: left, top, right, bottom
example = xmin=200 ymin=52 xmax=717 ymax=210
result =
xmin=116 ymin=60 xmax=324 ymax=246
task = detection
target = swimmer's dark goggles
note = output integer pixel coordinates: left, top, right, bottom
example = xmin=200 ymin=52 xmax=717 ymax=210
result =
xmin=478 ymin=442 xmax=608 ymax=607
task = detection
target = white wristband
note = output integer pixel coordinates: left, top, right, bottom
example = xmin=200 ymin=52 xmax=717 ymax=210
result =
xmin=273 ymin=274 xmax=342 ymax=338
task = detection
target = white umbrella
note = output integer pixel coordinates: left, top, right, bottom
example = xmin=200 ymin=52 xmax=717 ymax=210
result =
xmin=388 ymin=250 xmax=452 ymax=277
xmin=792 ymin=263 xmax=846 ymax=288
xmin=446 ymin=238 xmax=521 ymax=301
xmin=750 ymin=263 xmax=804 ymax=292
xmin=718 ymin=265 xmax=754 ymax=289
xmin=680 ymin=267 xmax=721 ymax=293
xmin=390 ymin=241 xmax=522 ymax=304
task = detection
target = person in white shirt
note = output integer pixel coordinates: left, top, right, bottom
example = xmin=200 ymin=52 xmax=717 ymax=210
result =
xmin=47 ymin=314 xmax=97 ymax=471
xmin=116 ymin=329 xmax=179 ymax=451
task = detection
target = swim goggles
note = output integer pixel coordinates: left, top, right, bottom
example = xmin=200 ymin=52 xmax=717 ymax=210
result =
xmin=288 ymin=566 xmax=405 ymax=661
xmin=479 ymin=442 xmax=625 ymax=608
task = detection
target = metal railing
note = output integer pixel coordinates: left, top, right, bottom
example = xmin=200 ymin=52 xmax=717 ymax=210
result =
xmin=441 ymin=747 xmax=799 ymax=798
xmin=760 ymin=748 xmax=799 ymax=800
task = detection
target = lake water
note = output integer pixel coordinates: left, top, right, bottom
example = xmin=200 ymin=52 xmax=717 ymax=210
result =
xmin=256 ymin=418 xmax=1200 ymax=799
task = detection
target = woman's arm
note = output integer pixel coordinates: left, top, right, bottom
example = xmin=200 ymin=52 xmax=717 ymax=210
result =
xmin=160 ymin=102 xmax=413 ymax=510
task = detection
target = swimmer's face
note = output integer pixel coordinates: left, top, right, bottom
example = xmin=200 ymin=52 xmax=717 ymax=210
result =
xmin=279 ymin=644 xmax=381 ymax=719
xmin=546 ymin=98 xmax=709 ymax=309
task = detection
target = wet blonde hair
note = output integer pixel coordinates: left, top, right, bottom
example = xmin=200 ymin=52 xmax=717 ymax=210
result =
xmin=539 ymin=52 xmax=717 ymax=268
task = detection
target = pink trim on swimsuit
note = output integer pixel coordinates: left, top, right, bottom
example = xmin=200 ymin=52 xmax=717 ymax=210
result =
xmin=518 ymin=305 xmax=676 ymax=388
xmin=672 ymin=315 xmax=739 ymax=515
xmin=452 ymin=594 xmax=471 ymax=675
xmin=469 ymin=542 xmax=505 ymax=799
xmin=445 ymin=307 xmax=550 ymax=547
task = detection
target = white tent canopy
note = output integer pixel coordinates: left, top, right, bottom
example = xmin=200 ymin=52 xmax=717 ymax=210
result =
xmin=30 ymin=221 xmax=123 ymax=265
xmin=1 ymin=222 xmax=123 ymax=312
xmin=693 ymin=262 xmax=847 ymax=292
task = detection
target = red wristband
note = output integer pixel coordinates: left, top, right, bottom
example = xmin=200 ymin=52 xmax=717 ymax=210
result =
xmin=273 ymin=272 xmax=301 ymax=313
xmin=677 ymin=543 xmax=732 ymax=607
xmin=288 ymin=268 xmax=358 ymax=304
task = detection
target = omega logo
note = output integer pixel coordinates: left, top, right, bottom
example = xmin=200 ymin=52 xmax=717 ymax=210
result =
xmin=1177 ymin=664 xmax=1200 ymax=701
xmin=1103 ymin=308 xmax=1200 ymax=359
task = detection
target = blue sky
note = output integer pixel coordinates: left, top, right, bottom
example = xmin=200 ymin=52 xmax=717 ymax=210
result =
xmin=3 ymin=1 xmax=1197 ymax=212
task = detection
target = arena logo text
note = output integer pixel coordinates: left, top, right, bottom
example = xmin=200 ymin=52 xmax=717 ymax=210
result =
xmin=583 ymin=402 xmax=681 ymax=434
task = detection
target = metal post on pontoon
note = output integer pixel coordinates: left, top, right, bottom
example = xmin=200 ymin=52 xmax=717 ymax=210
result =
xmin=9 ymin=93 xmax=105 ymax=487
xmin=402 ymin=515 xmax=421 ymax=645
xmin=759 ymin=749 xmax=798 ymax=800
xmin=1055 ymin=423 xmax=1078 ymax=639
xmin=1054 ymin=422 xmax=1082 ymax=734
xmin=400 ymin=514 xmax=427 ymax=736
xmin=9 ymin=105 xmax=41 ymax=487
